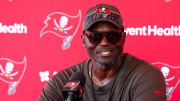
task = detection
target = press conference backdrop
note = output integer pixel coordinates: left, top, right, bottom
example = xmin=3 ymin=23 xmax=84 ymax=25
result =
xmin=0 ymin=0 xmax=179 ymax=100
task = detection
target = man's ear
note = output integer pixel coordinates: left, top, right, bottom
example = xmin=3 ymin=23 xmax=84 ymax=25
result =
xmin=81 ymin=35 xmax=86 ymax=48
xmin=118 ymin=32 xmax=126 ymax=53
xmin=122 ymin=32 xmax=126 ymax=42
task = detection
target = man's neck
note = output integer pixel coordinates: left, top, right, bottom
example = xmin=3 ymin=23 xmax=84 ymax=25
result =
xmin=88 ymin=56 xmax=123 ymax=86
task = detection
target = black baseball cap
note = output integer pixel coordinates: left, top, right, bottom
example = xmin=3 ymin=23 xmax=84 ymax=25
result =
xmin=83 ymin=4 xmax=124 ymax=31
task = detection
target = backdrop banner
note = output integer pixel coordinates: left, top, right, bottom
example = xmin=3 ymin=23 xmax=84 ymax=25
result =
xmin=0 ymin=0 xmax=179 ymax=100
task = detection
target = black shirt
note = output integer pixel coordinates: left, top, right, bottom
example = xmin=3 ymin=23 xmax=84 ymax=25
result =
xmin=38 ymin=53 xmax=167 ymax=101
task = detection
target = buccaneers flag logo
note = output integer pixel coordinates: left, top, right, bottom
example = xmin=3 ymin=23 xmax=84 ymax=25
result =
xmin=152 ymin=62 xmax=180 ymax=100
xmin=0 ymin=57 xmax=27 ymax=95
xmin=40 ymin=10 xmax=82 ymax=50
xmin=96 ymin=7 xmax=110 ymax=14
xmin=65 ymin=82 xmax=80 ymax=88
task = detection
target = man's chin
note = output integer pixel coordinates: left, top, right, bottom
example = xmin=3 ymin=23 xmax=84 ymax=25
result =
xmin=98 ymin=62 xmax=114 ymax=66
xmin=93 ymin=55 xmax=120 ymax=66
xmin=94 ymin=59 xmax=115 ymax=66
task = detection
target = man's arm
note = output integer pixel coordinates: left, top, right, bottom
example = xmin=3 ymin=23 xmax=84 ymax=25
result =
xmin=133 ymin=70 xmax=167 ymax=101
xmin=38 ymin=76 xmax=64 ymax=101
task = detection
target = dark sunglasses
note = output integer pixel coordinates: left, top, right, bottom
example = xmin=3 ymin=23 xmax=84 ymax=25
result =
xmin=83 ymin=30 xmax=124 ymax=45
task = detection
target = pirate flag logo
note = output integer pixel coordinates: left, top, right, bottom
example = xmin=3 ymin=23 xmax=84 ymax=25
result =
xmin=96 ymin=7 xmax=110 ymax=18
xmin=96 ymin=7 xmax=110 ymax=14
xmin=152 ymin=62 xmax=180 ymax=100
xmin=0 ymin=56 xmax=27 ymax=95
xmin=40 ymin=10 xmax=82 ymax=50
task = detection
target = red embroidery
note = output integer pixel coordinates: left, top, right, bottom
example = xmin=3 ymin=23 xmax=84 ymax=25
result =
xmin=96 ymin=7 xmax=110 ymax=14
xmin=65 ymin=82 xmax=79 ymax=88
xmin=154 ymin=90 xmax=164 ymax=94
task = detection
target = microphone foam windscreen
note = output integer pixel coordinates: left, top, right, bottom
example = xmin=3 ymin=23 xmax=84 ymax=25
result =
xmin=69 ymin=72 xmax=86 ymax=86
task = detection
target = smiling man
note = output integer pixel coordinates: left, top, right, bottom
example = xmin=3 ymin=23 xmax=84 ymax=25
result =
xmin=38 ymin=4 xmax=167 ymax=101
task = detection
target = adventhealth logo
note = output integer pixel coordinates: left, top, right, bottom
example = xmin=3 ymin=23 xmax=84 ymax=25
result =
xmin=0 ymin=23 xmax=27 ymax=34
xmin=126 ymin=25 xmax=180 ymax=36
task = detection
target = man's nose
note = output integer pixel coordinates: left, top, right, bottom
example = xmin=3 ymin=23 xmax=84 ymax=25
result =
xmin=99 ymin=36 xmax=110 ymax=46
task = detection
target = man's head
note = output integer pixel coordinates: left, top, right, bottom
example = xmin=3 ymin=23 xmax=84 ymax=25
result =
xmin=82 ymin=4 xmax=126 ymax=66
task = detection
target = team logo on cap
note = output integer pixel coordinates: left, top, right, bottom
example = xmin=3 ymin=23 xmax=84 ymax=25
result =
xmin=96 ymin=7 xmax=111 ymax=19
xmin=0 ymin=57 xmax=27 ymax=95
xmin=40 ymin=10 xmax=82 ymax=50
xmin=96 ymin=7 xmax=110 ymax=15
xmin=152 ymin=62 xmax=180 ymax=100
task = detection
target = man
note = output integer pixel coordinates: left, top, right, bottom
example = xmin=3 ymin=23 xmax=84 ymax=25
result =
xmin=38 ymin=4 xmax=167 ymax=101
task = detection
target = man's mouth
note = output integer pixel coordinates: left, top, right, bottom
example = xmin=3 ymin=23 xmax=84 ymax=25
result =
xmin=102 ymin=51 xmax=110 ymax=55
xmin=98 ymin=50 xmax=112 ymax=56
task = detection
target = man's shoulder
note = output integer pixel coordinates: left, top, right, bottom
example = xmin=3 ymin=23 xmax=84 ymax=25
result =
xmin=124 ymin=53 xmax=162 ymax=79
xmin=125 ymin=53 xmax=160 ymax=72
xmin=125 ymin=54 xmax=167 ymax=101
xmin=52 ymin=59 xmax=89 ymax=83
xmin=124 ymin=53 xmax=165 ymax=89
xmin=125 ymin=53 xmax=164 ymax=84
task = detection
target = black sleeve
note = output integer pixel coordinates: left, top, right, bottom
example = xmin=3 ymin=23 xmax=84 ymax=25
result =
xmin=37 ymin=63 xmax=84 ymax=101
xmin=38 ymin=76 xmax=65 ymax=101
xmin=133 ymin=70 xmax=167 ymax=101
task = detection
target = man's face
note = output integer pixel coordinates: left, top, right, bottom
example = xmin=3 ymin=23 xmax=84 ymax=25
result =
xmin=82 ymin=22 xmax=125 ymax=66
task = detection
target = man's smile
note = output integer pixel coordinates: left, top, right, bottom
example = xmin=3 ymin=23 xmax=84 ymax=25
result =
xmin=98 ymin=50 xmax=113 ymax=57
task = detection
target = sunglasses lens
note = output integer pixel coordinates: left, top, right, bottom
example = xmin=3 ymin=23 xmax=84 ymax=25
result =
xmin=84 ymin=31 xmax=122 ymax=45
xmin=86 ymin=32 xmax=103 ymax=45
xmin=107 ymin=31 xmax=121 ymax=44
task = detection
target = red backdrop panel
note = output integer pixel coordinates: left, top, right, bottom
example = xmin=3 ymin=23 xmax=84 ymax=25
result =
xmin=0 ymin=0 xmax=179 ymax=100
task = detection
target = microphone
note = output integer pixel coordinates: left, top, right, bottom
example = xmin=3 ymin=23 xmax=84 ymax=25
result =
xmin=62 ymin=72 xmax=86 ymax=101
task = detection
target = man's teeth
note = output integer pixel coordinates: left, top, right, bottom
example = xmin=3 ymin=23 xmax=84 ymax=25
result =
xmin=102 ymin=51 xmax=110 ymax=55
